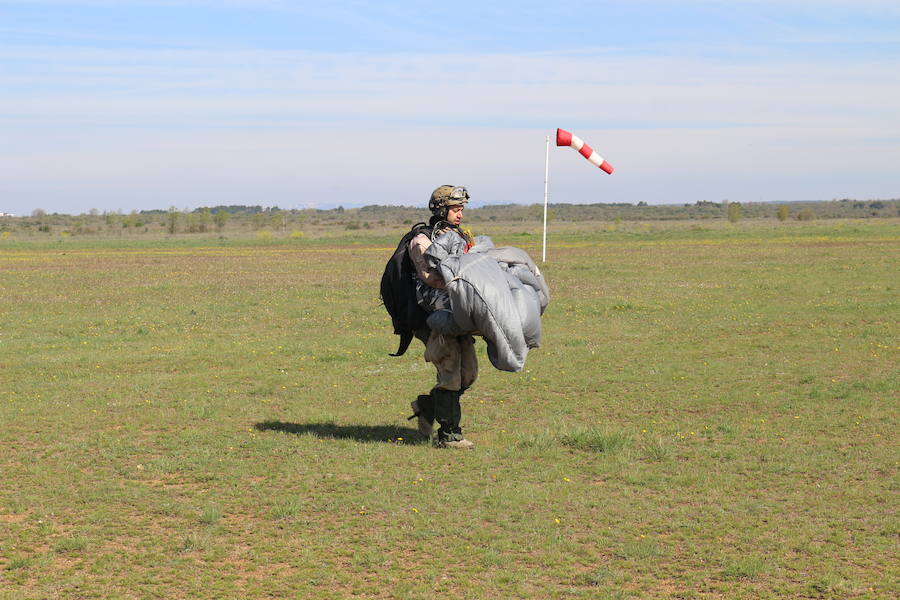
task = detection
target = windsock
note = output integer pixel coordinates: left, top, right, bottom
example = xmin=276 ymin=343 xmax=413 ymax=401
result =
xmin=556 ymin=128 xmax=614 ymax=174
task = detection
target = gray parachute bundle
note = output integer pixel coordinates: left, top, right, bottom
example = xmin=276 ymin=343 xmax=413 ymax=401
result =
xmin=424 ymin=233 xmax=549 ymax=372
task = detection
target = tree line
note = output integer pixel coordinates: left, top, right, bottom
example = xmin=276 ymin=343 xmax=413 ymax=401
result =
xmin=4 ymin=199 xmax=898 ymax=236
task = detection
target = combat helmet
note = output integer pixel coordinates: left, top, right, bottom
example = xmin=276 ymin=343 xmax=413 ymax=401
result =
xmin=428 ymin=185 xmax=469 ymax=218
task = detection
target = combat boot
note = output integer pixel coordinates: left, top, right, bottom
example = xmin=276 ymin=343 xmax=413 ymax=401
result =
xmin=435 ymin=430 xmax=475 ymax=450
xmin=409 ymin=394 xmax=435 ymax=438
xmin=432 ymin=389 xmax=474 ymax=450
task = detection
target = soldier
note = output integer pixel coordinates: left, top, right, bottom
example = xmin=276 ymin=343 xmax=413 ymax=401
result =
xmin=408 ymin=185 xmax=477 ymax=449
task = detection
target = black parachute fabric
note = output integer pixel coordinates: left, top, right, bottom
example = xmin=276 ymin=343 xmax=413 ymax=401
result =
xmin=379 ymin=222 xmax=431 ymax=356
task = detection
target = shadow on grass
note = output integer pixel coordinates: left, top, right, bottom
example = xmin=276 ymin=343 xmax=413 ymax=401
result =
xmin=254 ymin=421 xmax=422 ymax=445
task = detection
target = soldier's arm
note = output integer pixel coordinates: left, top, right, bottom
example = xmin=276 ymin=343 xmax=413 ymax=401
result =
xmin=409 ymin=233 xmax=446 ymax=289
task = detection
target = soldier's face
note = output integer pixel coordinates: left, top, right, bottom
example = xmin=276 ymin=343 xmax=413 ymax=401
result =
xmin=447 ymin=206 xmax=464 ymax=225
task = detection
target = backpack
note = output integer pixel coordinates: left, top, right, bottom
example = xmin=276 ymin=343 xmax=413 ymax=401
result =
xmin=380 ymin=222 xmax=432 ymax=356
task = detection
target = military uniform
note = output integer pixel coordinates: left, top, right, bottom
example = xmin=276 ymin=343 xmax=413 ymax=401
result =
xmin=409 ymin=186 xmax=476 ymax=449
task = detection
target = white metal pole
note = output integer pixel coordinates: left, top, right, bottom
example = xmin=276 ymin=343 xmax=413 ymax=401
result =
xmin=542 ymin=134 xmax=550 ymax=262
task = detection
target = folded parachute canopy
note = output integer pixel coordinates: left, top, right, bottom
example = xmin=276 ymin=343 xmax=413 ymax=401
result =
xmin=426 ymin=233 xmax=549 ymax=373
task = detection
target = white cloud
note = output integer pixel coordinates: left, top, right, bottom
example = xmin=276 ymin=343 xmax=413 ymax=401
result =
xmin=2 ymin=38 xmax=899 ymax=213
xmin=3 ymin=119 xmax=898 ymax=215
xmin=4 ymin=46 xmax=898 ymax=131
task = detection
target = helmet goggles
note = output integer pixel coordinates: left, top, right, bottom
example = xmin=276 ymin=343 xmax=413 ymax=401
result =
xmin=448 ymin=186 xmax=469 ymax=202
xmin=429 ymin=184 xmax=470 ymax=215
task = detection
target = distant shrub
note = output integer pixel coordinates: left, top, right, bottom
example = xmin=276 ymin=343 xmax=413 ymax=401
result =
xmin=214 ymin=209 xmax=229 ymax=231
xmin=777 ymin=205 xmax=789 ymax=221
xmin=167 ymin=208 xmax=178 ymax=234
xmin=797 ymin=208 xmax=815 ymax=221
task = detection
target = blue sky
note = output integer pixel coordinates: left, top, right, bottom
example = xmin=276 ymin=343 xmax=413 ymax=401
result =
xmin=2 ymin=0 xmax=899 ymax=215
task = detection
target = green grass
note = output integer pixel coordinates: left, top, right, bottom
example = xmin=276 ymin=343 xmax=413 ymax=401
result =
xmin=52 ymin=536 xmax=90 ymax=554
xmin=1 ymin=219 xmax=897 ymax=599
xmin=559 ymin=427 xmax=631 ymax=453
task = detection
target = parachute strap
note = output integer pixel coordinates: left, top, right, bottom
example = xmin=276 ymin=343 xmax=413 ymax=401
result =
xmin=390 ymin=331 xmax=415 ymax=357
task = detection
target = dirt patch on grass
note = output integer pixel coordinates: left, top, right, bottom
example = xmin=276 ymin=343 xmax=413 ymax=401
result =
xmin=0 ymin=513 xmax=28 ymax=523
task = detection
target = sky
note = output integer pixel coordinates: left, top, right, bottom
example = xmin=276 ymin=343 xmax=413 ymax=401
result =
xmin=2 ymin=1 xmax=899 ymax=215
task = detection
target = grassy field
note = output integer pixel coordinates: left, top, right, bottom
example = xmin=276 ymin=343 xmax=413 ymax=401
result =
xmin=1 ymin=219 xmax=897 ymax=599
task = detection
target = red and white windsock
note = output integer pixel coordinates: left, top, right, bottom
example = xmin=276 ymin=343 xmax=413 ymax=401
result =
xmin=556 ymin=128 xmax=614 ymax=174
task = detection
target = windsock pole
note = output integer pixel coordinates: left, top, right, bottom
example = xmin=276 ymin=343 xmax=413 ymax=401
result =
xmin=545 ymin=129 xmax=613 ymax=262
xmin=542 ymin=135 xmax=550 ymax=263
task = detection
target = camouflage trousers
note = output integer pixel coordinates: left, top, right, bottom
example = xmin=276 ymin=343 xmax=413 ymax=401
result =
xmin=423 ymin=330 xmax=478 ymax=392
